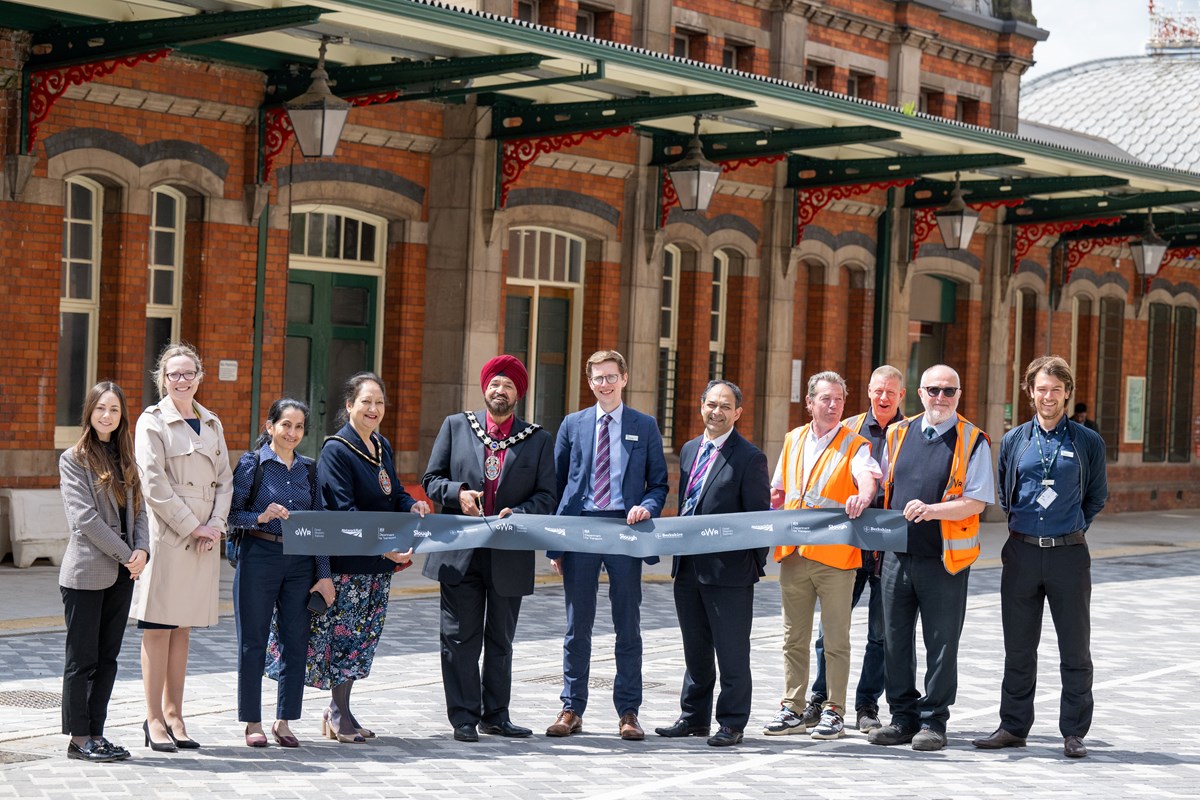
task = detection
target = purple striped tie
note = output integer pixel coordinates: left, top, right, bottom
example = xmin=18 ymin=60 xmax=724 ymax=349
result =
xmin=594 ymin=414 xmax=612 ymax=509
xmin=681 ymin=441 xmax=716 ymax=516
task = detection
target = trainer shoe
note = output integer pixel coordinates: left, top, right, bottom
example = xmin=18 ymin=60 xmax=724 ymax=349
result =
xmin=801 ymin=698 xmax=823 ymax=728
xmin=762 ymin=706 xmax=805 ymax=736
xmin=811 ymin=709 xmax=845 ymax=740
xmin=856 ymin=708 xmax=882 ymax=733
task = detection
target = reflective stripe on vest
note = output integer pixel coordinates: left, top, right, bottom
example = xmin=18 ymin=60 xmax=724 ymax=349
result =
xmin=884 ymin=414 xmax=986 ymax=575
xmin=774 ymin=424 xmax=868 ymax=570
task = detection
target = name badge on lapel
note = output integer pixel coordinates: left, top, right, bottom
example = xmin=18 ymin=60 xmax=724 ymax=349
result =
xmin=625 ymin=434 xmax=639 ymax=442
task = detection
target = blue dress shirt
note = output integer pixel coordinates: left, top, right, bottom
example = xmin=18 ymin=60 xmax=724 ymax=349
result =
xmin=1007 ymin=416 xmax=1086 ymax=537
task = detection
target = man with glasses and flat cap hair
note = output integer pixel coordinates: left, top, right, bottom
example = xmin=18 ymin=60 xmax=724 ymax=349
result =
xmin=868 ymin=364 xmax=994 ymax=753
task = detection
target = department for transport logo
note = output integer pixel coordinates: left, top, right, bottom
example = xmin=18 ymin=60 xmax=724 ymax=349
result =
xmin=342 ymin=528 xmax=363 ymax=538
xmin=584 ymin=533 xmax=603 ymax=541
xmin=751 ymin=523 xmax=774 ymax=532
xmin=791 ymin=525 xmax=812 ymax=534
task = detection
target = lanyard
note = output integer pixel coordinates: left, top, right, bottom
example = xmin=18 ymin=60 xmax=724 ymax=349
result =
xmin=1033 ymin=423 xmax=1067 ymax=486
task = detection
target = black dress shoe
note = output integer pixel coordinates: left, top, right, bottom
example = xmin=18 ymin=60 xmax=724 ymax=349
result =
xmin=95 ymin=738 xmax=131 ymax=760
xmin=1064 ymin=735 xmax=1088 ymax=758
xmin=165 ymin=726 xmax=200 ymax=749
xmin=479 ymin=720 xmax=532 ymax=738
xmin=67 ymin=739 xmax=119 ymax=762
xmin=707 ymin=726 xmax=744 ymax=747
xmin=142 ymin=721 xmax=176 ymax=753
xmin=972 ymin=728 xmax=1027 ymax=749
xmin=453 ymin=723 xmax=479 ymax=742
xmin=654 ymin=719 xmax=711 ymax=738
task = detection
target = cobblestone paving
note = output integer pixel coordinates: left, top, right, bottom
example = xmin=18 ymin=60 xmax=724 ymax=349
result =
xmin=1 ymin=551 xmax=1197 ymax=799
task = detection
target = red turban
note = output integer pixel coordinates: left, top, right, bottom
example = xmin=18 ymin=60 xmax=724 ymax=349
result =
xmin=480 ymin=355 xmax=529 ymax=399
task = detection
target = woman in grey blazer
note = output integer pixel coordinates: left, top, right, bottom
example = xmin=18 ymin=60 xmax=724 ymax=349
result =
xmin=58 ymin=381 xmax=149 ymax=763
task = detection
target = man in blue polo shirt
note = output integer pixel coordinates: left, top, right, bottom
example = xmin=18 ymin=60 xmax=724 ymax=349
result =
xmin=974 ymin=355 xmax=1107 ymax=759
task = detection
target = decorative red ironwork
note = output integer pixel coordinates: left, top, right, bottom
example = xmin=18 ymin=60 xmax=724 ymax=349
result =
xmin=719 ymin=153 xmax=787 ymax=175
xmin=659 ymin=170 xmax=680 ymax=228
xmin=350 ymin=90 xmax=401 ymax=107
xmin=1064 ymin=235 xmax=1127 ymax=282
xmin=1011 ymin=217 xmax=1121 ymax=273
xmin=794 ymin=179 xmax=914 ymax=245
xmin=499 ymin=126 xmax=632 ymax=207
xmin=262 ymin=107 xmax=294 ymax=182
xmin=27 ymin=49 xmax=170 ymax=151
xmin=909 ymin=199 xmax=1023 ymax=261
xmin=1164 ymin=245 xmax=1200 ymax=268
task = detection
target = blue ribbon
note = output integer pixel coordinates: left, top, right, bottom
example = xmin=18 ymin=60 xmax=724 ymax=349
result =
xmin=281 ymin=508 xmax=908 ymax=558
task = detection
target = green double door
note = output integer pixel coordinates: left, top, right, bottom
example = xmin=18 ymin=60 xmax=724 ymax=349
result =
xmin=284 ymin=269 xmax=377 ymax=460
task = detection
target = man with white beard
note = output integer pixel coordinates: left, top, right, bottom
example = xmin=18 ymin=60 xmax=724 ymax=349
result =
xmin=868 ymin=364 xmax=994 ymax=752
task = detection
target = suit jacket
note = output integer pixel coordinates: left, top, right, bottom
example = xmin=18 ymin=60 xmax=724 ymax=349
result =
xmin=549 ymin=404 xmax=669 ymax=561
xmin=58 ymin=449 xmax=149 ymax=591
xmin=672 ymin=428 xmax=771 ymax=586
xmin=422 ymin=411 xmax=556 ymax=597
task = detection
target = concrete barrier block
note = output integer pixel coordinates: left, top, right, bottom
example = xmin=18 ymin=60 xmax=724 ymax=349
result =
xmin=0 ymin=489 xmax=67 ymax=568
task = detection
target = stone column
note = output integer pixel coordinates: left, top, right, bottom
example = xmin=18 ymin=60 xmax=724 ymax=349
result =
xmin=768 ymin=0 xmax=809 ymax=84
xmin=631 ymin=0 xmax=673 ymax=54
xmin=888 ymin=29 xmax=930 ymax=109
xmin=619 ymin=135 xmax=663 ymax=418
xmin=420 ymin=100 xmax=503 ymax=457
xmin=756 ymin=166 xmax=798 ymax=458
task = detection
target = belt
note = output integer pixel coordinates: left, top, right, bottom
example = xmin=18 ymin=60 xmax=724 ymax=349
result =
xmin=1010 ymin=530 xmax=1085 ymax=548
xmin=245 ymin=529 xmax=283 ymax=544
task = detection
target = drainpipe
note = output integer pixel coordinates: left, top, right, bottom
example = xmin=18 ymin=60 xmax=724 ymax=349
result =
xmin=872 ymin=188 xmax=894 ymax=367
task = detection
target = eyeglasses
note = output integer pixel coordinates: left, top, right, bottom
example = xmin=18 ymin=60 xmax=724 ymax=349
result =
xmin=589 ymin=374 xmax=622 ymax=386
xmin=165 ymin=371 xmax=198 ymax=382
xmin=922 ymin=386 xmax=959 ymax=397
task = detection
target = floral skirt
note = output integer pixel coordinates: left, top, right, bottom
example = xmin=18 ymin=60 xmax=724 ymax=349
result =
xmin=265 ymin=572 xmax=392 ymax=690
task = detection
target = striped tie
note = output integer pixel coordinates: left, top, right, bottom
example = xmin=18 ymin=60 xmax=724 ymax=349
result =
xmin=594 ymin=414 xmax=612 ymax=509
xmin=681 ymin=441 xmax=716 ymax=516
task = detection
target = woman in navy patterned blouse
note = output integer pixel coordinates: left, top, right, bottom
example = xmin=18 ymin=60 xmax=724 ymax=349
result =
xmin=229 ymin=398 xmax=329 ymax=748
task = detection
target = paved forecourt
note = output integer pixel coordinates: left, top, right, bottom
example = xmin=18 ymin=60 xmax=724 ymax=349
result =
xmin=0 ymin=515 xmax=1198 ymax=798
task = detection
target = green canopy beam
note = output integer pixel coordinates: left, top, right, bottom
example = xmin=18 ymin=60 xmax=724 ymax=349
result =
xmin=905 ymin=175 xmax=1129 ymax=208
xmin=643 ymin=125 xmax=900 ymax=166
xmin=1010 ymin=191 xmax=1200 ymax=224
xmin=490 ymin=93 xmax=755 ymax=140
xmin=787 ymin=153 xmax=1024 ymax=189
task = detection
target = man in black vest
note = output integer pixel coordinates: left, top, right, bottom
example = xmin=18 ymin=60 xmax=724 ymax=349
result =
xmin=868 ymin=364 xmax=994 ymax=753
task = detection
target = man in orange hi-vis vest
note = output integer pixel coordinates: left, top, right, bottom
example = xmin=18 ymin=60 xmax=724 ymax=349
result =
xmin=868 ymin=364 xmax=994 ymax=753
xmin=761 ymin=371 xmax=880 ymax=742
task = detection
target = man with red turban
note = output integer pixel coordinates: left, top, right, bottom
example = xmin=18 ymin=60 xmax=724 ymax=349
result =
xmin=422 ymin=355 xmax=556 ymax=742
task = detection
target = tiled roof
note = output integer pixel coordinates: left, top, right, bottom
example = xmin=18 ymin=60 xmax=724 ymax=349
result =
xmin=1021 ymin=52 xmax=1200 ymax=172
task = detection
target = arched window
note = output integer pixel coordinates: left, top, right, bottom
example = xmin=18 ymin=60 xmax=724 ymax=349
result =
xmin=710 ymin=249 xmax=732 ymax=380
xmin=57 ymin=177 xmax=102 ymax=446
xmin=144 ymin=186 xmax=186 ymax=405
xmin=504 ymin=227 xmax=585 ymax=435
xmin=1145 ymin=301 xmax=1197 ymax=463
xmin=657 ymin=244 xmax=682 ymax=448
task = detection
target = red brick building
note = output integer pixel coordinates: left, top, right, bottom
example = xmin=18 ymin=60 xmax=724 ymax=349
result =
xmin=0 ymin=0 xmax=1196 ymax=517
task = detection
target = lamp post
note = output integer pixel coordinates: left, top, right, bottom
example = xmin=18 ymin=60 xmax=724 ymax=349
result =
xmin=934 ymin=171 xmax=979 ymax=250
xmin=666 ymin=115 xmax=721 ymax=213
xmin=285 ymin=38 xmax=351 ymax=158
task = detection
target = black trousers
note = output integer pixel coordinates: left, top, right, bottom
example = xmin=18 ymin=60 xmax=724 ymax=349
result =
xmin=999 ymin=536 xmax=1093 ymax=738
xmin=674 ymin=576 xmax=755 ymax=731
xmin=438 ymin=549 xmax=523 ymax=727
xmin=60 ymin=572 xmax=135 ymax=736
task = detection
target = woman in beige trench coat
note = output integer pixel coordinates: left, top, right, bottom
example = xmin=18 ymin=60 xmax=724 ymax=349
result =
xmin=134 ymin=343 xmax=232 ymax=752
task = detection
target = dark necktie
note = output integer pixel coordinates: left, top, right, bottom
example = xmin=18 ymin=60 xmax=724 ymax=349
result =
xmin=924 ymin=427 xmax=937 ymax=440
xmin=681 ymin=441 xmax=716 ymax=516
xmin=594 ymin=414 xmax=612 ymax=509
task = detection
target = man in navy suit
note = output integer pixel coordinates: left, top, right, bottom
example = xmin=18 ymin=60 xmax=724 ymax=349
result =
xmin=545 ymin=350 xmax=669 ymax=741
xmin=654 ymin=380 xmax=771 ymax=747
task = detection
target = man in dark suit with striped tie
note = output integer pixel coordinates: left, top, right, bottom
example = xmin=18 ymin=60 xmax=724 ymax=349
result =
xmin=655 ymin=380 xmax=771 ymax=747
xmin=545 ymin=350 xmax=669 ymax=741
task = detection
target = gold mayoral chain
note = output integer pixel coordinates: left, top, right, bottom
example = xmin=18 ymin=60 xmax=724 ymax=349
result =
xmin=465 ymin=411 xmax=541 ymax=481
xmin=325 ymin=433 xmax=392 ymax=495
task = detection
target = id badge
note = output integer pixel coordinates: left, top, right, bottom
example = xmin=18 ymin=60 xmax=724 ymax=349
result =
xmin=1036 ymin=487 xmax=1058 ymax=509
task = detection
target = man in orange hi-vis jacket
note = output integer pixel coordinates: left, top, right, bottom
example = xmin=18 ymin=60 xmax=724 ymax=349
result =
xmin=761 ymin=371 xmax=880 ymax=742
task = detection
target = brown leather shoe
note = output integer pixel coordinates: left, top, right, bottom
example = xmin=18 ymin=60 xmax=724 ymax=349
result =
xmin=619 ymin=712 xmax=644 ymax=741
xmin=1064 ymin=735 xmax=1088 ymax=758
xmin=545 ymin=710 xmax=582 ymax=737
xmin=972 ymin=728 xmax=1027 ymax=749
